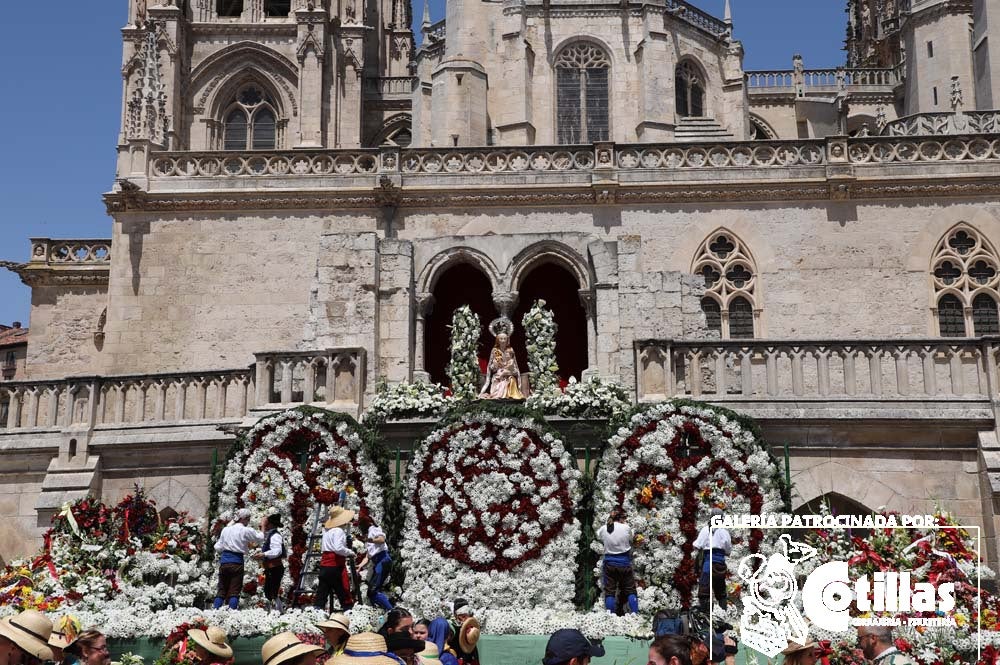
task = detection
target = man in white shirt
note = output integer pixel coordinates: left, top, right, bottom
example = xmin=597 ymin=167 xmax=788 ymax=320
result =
xmin=314 ymin=506 xmax=356 ymax=612
xmin=253 ymin=513 xmax=286 ymax=612
xmin=596 ymin=507 xmax=638 ymax=614
xmin=693 ymin=508 xmax=733 ymax=611
xmin=213 ymin=508 xmax=265 ymax=609
xmin=358 ymin=510 xmax=394 ymax=611
xmin=857 ymin=626 xmax=916 ymax=664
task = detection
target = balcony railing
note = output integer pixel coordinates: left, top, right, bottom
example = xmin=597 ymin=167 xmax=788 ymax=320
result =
xmin=636 ymin=338 xmax=1000 ymax=406
xmin=0 ymin=349 xmax=366 ymax=432
xmin=745 ymin=67 xmax=900 ymax=93
xmin=29 ymin=239 xmax=111 ymax=266
xmin=883 ymin=111 xmax=1000 ymax=137
xmin=363 ymin=76 xmax=415 ymax=99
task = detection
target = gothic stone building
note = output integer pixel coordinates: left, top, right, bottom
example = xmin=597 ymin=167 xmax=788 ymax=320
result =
xmin=4 ymin=0 xmax=1000 ymax=568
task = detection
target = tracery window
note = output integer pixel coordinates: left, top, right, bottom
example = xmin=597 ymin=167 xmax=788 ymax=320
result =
xmin=693 ymin=231 xmax=760 ymax=339
xmin=217 ymin=0 xmax=243 ymax=16
xmin=930 ymin=225 xmax=1000 ymax=337
xmin=555 ymin=42 xmax=610 ymax=144
xmin=676 ymin=61 xmax=706 ymax=118
xmin=223 ymin=85 xmax=277 ymax=150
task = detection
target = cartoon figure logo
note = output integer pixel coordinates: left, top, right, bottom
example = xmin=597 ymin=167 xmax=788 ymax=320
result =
xmin=736 ymin=535 xmax=817 ymax=657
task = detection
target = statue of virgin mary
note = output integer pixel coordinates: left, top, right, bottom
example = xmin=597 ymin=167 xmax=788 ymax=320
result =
xmin=479 ymin=318 xmax=526 ymax=400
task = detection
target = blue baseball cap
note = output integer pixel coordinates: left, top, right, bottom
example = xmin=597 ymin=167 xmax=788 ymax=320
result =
xmin=543 ymin=629 xmax=606 ymax=665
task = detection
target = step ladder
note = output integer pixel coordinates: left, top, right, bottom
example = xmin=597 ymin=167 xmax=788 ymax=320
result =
xmin=291 ymin=503 xmax=326 ymax=607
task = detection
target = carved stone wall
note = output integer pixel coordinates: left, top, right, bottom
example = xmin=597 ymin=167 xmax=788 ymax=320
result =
xmin=26 ymin=286 xmax=108 ymax=380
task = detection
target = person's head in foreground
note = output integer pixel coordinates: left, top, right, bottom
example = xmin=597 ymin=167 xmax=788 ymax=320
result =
xmin=0 ymin=611 xmax=54 ymax=665
xmin=856 ymin=626 xmax=898 ymax=660
xmin=542 ymin=629 xmax=606 ymax=665
xmin=262 ymin=632 xmax=324 ymax=665
xmin=411 ymin=620 xmax=431 ymax=642
xmin=781 ymin=640 xmax=817 ymax=665
xmin=329 ymin=633 xmax=399 ymax=665
xmin=186 ymin=627 xmax=233 ymax=665
xmin=648 ymin=635 xmax=695 ymax=665
xmin=316 ymin=614 xmax=350 ymax=650
xmin=64 ymin=631 xmax=111 ymax=665
xmin=386 ymin=633 xmax=426 ymax=665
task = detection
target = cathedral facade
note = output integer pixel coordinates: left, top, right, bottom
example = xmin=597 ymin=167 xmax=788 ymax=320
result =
xmin=4 ymin=0 xmax=1000 ymax=569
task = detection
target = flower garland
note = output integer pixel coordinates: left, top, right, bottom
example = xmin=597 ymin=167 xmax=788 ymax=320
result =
xmin=215 ymin=407 xmax=384 ymax=600
xmin=525 ymin=376 xmax=631 ymax=420
xmin=592 ymin=401 xmax=786 ymax=611
xmin=522 ymin=300 xmax=559 ymax=396
xmin=446 ymin=306 xmax=482 ymax=401
xmin=399 ymin=405 xmax=582 ymax=617
xmin=363 ymin=380 xmax=453 ymax=425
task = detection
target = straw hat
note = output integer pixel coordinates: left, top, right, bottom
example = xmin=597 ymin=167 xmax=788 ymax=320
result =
xmin=0 ymin=610 xmax=54 ymax=661
xmin=418 ymin=642 xmax=440 ymax=665
xmin=48 ymin=615 xmax=81 ymax=650
xmin=329 ymin=633 xmax=398 ymax=665
xmin=781 ymin=640 xmax=817 ymax=656
xmin=457 ymin=617 xmax=480 ymax=654
xmin=188 ymin=627 xmax=234 ymax=659
xmin=262 ymin=632 xmax=324 ymax=665
xmin=315 ymin=613 xmax=350 ymax=633
xmin=324 ymin=506 xmax=355 ymax=530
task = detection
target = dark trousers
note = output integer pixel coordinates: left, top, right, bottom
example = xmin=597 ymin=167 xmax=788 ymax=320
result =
xmin=603 ymin=561 xmax=638 ymax=613
xmin=214 ymin=562 xmax=244 ymax=609
xmin=263 ymin=564 xmax=283 ymax=601
xmin=315 ymin=565 xmax=353 ymax=612
xmin=698 ymin=562 xmax=728 ymax=610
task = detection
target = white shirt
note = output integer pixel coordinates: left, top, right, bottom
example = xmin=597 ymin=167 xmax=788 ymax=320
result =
xmin=693 ymin=526 xmax=732 ymax=554
xmin=214 ymin=522 xmax=265 ymax=555
xmin=597 ymin=522 xmax=632 ymax=554
xmin=366 ymin=525 xmax=388 ymax=557
xmin=262 ymin=531 xmax=284 ymax=559
xmin=321 ymin=527 xmax=354 ymax=557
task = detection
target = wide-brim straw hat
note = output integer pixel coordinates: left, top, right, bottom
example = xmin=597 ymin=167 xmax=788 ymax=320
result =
xmin=262 ymin=632 xmax=324 ymax=665
xmin=418 ymin=642 xmax=439 ymax=665
xmin=781 ymin=640 xmax=817 ymax=656
xmin=325 ymin=506 xmax=355 ymax=530
xmin=458 ymin=617 xmax=480 ymax=653
xmin=315 ymin=613 xmax=351 ymax=633
xmin=0 ymin=611 xmax=54 ymax=661
xmin=329 ymin=633 xmax=398 ymax=665
xmin=189 ymin=627 xmax=234 ymax=659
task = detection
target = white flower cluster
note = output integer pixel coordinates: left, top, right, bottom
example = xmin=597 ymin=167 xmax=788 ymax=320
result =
xmin=363 ymin=380 xmax=453 ymax=424
xmin=522 ymin=301 xmax=559 ymax=396
xmin=477 ymin=608 xmax=651 ymax=639
xmin=216 ymin=409 xmax=384 ymax=597
xmin=526 ymin=376 xmax=631 ymax=420
xmin=446 ymin=306 xmax=482 ymax=400
xmin=400 ymin=413 xmax=583 ymax=617
xmin=593 ymin=402 xmax=785 ymax=611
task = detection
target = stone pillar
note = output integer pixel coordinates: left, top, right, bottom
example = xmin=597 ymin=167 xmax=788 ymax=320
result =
xmin=635 ymin=16 xmax=675 ymax=141
xmin=579 ymin=289 xmax=599 ymax=377
xmin=414 ymin=292 xmax=435 ymax=382
xmin=296 ymin=7 xmax=328 ymax=147
xmin=378 ymin=239 xmax=415 ymax=385
xmin=335 ymin=28 xmax=366 ymax=147
xmin=493 ymin=7 xmax=535 ymax=145
xmin=430 ymin=0 xmax=489 ymax=146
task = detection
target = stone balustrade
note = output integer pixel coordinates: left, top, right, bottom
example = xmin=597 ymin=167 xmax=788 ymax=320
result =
xmin=253 ymin=348 xmax=365 ymax=410
xmin=363 ymin=76 xmax=415 ymax=99
xmin=746 ymin=67 xmax=900 ymax=92
xmin=664 ymin=0 xmax=729 ymax=37
xmin=883 ymin=111 xmax=1000 ymax=137
xmin=29 ymin=239 xmax=111 ymax=265
xmin=636 ymin=339 xmax=1000 ymax=407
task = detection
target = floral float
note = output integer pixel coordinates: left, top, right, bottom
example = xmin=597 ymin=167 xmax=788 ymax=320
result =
xmin=525 ymin=375 xmax=631 ymax=420
xmin=446 ymin=305 xmax=482 ymax=400
xmin=399 ymin=404 xmax=583 ymax=616
xmin=592 ymin=401 xmax=787 ymax=611
xmin=214 ymin=407 xmax=384 ymax=599
xmin=152 ymin=619 xmax=234 ymax=665
xmin=363 ymin=380 xmax=452 ymax=425
xmin=522 ymin=300 xmax=560 ymax=397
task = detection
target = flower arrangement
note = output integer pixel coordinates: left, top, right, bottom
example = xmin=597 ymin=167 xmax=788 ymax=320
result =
xmin=526 ymin=376 xmax=631 ymax=420
xmin=215 ymin=407 xmax=385 ymax=600
xmin=399 ymin=404 xmax=583 ymax=616
xmin=153 ymin=619 xmax=234 ymax=665
xmin=592 ymin=401 xmax=787 ymax=611
xmin=363 ymin=379 xmax=453 ymax=425
xmin=522 ymin=300 xmax=559 ymax=397
xmin=446 ymin=306 xmax=482 ymax=400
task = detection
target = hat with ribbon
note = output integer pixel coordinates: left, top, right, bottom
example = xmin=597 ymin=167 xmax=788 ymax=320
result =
xmin=781 ymin=640 xmax=818 ymax=656
xmin=417 ymin=642 xmax=439 ymax=665
xmin=325 ymin=506 xmax=355 ymax=530
xmin=329 ymin=633 xmax=404 ymax=665
xmin=0 ymin=610 xmax=55 ymax=661
xmin=48 ymin=615 xmax=81 ymax=650
xmin=262 ymin=632 xmax=324 ymax=665
xmin=457 ymin=618 xmax=480 ymax=654
xmin=188 ymin=627 xmax=234 ymax=659
xmin=315 ymin=613 xmax=351 ymax=634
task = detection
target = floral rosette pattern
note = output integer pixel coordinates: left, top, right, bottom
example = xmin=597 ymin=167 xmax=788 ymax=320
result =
xmin=400 ymin=409 xmax=582 ymax=616
xmin=215 ymin=408 xmax=384 ymax=596
xmin=593 ymin=402 xmax=785 ymax=611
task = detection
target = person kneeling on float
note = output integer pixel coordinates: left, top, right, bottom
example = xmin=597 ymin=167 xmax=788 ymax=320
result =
xmin=597 ymin=507 xmax=638 ymax=614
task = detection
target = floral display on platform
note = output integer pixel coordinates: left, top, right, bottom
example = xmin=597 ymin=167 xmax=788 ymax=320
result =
xmin=362 ymin=380 xmax=452 ymax=425
xmin=793 ymin=510 xmax=1000 ymax=665
xmin=592 ymin=401 xmax=787 ymax=611
xmin=215 ymin=408 xmax=384 ymax=598
xmin=526 ymin=375 xmax=631 ymax=420
xmin=446 ymin=306 xmax=482 ymax=401
xmin=522 ymin=300 xmax=559 ymax=397
xmin=0 ymin=488 xmax=210 ymax=614
xmin=399 ymin=405 xmax=582 ymax=617
xmin=153 ymin=619 xmax=234 ymax=665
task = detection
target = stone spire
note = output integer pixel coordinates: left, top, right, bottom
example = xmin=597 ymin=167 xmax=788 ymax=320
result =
xmin=125 ymin=21 xmax=169 ymax=146
xmin=421 ymin=0 xmax=431 ymax=30
xmin=724 ymin=0 xmax=732 ymax=26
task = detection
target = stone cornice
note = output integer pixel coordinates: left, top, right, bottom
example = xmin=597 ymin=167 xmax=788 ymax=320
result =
xmin=0 ymin=261 xmax=110 ymax=288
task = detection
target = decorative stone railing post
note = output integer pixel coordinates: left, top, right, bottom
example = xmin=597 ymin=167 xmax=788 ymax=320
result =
xmin=255 ymin=359 xmax=274 ymax=406
xmin=5 ymin=388 xmax=22 ymax=429
xmin=413 ymin=292 xmax=435 ymax=382
xmin=24 ymin=388 xmax=40 ymax=429
xmin=192 ymin=377 xmax=208 ymax=419
xmin=579 ymin=289 xmax=598 ymax=375
xmin=173 ymin=378 xmax=188 ymax=420
xmin=215 ymin=376 xmax=229 ymax=419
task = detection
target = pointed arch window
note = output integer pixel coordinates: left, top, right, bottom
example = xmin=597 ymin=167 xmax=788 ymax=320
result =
xmin=223 ymin=85 xmax=278 ymax=150
xmin=693 ymin=231 xmax=760 ymax=339
xmin=555 ymin=42 xmax=611 ymax=144
xmin=931 ymin=225 xmax=1000 ymax=337
xmin=676 ymin=61 xmax=706 ymax=118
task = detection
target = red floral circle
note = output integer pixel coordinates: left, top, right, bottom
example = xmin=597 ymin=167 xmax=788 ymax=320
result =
xmin=413 ymin=421 xmax=575 ymax=573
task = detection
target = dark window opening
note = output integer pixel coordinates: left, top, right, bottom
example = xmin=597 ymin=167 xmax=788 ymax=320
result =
xmin=933 ymin=86 xmax=939 ymax=106
xmin=938 ymin=294 xmax=966 ymax=337
xmin=555 ymin=43 xmax=611 ymax=144
xmin=927 ymin=41 xmax=934 ymax=58
xmin=217 ymin=0 xmax=243 ymax=16
xmin=265 ymin=0 xmax=291 ymax=16
xmin=223 ymin=86 xmax=277 ymax=150
xmin=701 ymin=298 xmax=722 ymax=337
xmin=729 ymin=297 xmax=755 ymax=339
xmin=973 ymin=293 xmax=1000 ymax=336
xmin=425 ymin=264 xmax=497 ymax=386
xmin=676 ymin=62 xmax=705 ymax=118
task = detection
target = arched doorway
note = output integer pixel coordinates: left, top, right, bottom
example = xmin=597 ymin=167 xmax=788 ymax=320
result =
xmin=512 ymin=262 xmax=589 ymax=384
xmin=795 ymin=492 xmax=874 ymax=538
xmin=425 ymin=263 xmax=496 ymax=386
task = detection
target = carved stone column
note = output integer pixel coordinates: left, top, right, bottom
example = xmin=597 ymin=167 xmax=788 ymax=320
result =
xmin=492 ymin=291 xmax=519 ymax=320
xmin=413 ymin=292 xmax=435 ymax=383
xmin=295 ymin=7 xmax=327 ymax=147
xmin=579 ymin=289 xmax=599 ymax=377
